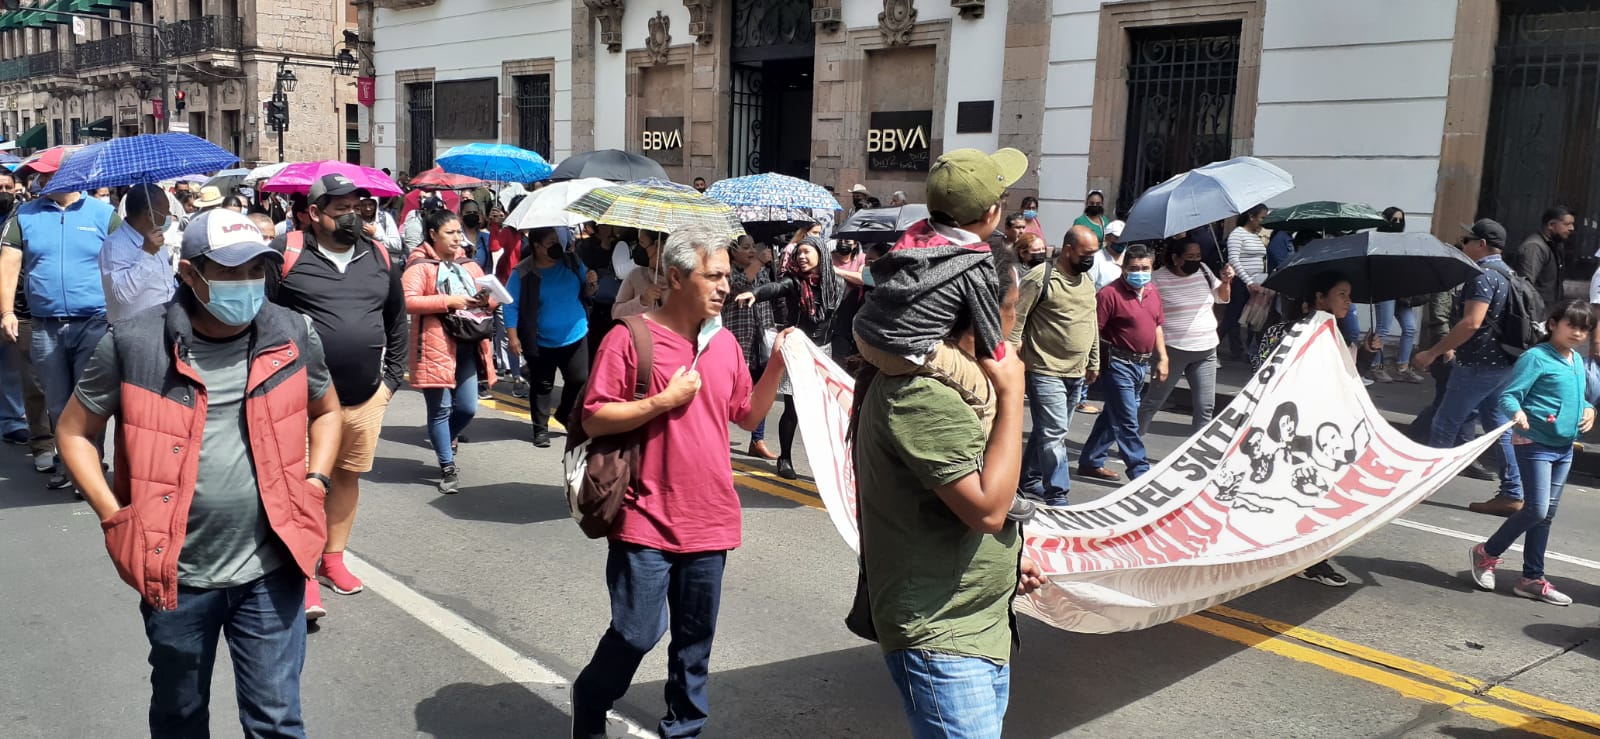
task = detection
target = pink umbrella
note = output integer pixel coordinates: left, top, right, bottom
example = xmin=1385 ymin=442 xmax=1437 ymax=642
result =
xmin=259 ymin=160 xmax=402 ymax=197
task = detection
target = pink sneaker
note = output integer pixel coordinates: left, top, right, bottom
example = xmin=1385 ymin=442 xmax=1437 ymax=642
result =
xmin=317 ymin=552 xmax=364 ymax=595
xmin=305 ymin=578 xmax=327 ymax=621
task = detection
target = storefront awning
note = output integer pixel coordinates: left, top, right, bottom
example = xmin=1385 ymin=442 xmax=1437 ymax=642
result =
xmin=80 ymin=116 xmax=112 ymax=139
xmin=16 ymin=123 xmax=47 ymax=150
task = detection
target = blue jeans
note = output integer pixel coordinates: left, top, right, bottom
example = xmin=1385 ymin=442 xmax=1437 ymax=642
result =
xmin=1429 ymin=363 xmax=1521 ymax=500
xmin=572 ymin=542 xmax=728 ymax=739
xmin=0 ymin=331 xmax=29 ymax=436
xmin=884 ymin=649 xmax=1011 ymax=739
xmin=422 ymin=345 xmax=479 ymax=466
xmin=1021 ymin=373 xmax=1082 ymax=502
xmin=1338 ymin=309 xmax=1361 ymax=345
xmin=1370 ymin=301 xmax=1418 ymax=367
xmin=1486 ymin=443 xmax=1571 ymax=580
xmin=31 ymin=315 xmax=109 ymax=426
xmin=1081 ymin=356 xmax=1151 ymax=478
xmin=140 ymin=566 xmax=307 ymax=738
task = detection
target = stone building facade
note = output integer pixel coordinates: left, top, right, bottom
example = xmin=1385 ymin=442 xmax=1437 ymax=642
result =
xmin=370 ymin=0 xmax=1600 ymax=264
xmin=0 ymin=0 xmax=359 ymax=165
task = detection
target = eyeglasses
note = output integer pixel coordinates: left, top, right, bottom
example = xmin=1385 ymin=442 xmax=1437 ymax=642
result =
xmin=1458 ymin=236 xmax=1480 ymax=247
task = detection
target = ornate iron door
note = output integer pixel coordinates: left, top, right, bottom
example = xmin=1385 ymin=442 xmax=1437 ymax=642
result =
xmin=1119 ymin=22 xmax=1241 ymax=211
xmin=730 ymin=64 xmax=763 ymax=177
xmin=407 ymin=83 xmax=434 ymax=172
xmin=1479 ymin=0 xmax=1600 ymax=268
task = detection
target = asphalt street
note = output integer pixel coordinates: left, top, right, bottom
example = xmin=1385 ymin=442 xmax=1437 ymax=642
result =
xmin=3 ymin=376 xmax=1599 ymax=738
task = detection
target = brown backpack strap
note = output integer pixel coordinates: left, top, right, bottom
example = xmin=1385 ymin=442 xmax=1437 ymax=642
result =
xmin=620 ymin=315 xmax=654 ymax=400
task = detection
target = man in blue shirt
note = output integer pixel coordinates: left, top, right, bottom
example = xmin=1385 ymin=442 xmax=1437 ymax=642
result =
xmin=1412 ymin=219 xmax=1523 ymax=516
xmin=0 ymin=168 xmax=119 ymax=491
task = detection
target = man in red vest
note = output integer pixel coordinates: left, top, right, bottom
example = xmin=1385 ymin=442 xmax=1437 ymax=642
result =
xmin=56 ymin=209 xmax=341 ymax=737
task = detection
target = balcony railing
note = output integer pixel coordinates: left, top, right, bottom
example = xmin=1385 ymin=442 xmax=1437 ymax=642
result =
xmin=0 ymin=51 xmax=77 ymax=82
xmin=163 ymin=16 xmax=242 ymax=57
xmin=0 ymin=57 xmax=27 ymax=83
xmin=77 ymin=30 xmax=155 ymax=69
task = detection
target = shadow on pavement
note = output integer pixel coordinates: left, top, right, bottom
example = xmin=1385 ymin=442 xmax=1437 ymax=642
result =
xmin=412 ymin=681 xmax=572 ymax=738
xmin=429 ymin=482 xmax=571 ymax=525
xmin=1522 ymin=622 xmax=1598 ymax=656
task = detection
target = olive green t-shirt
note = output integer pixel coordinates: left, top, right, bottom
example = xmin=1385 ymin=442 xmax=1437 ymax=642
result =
xmin=854 ymin=374 xmax=1021 ymax=665
xmin=1008 ymin=261 xmax=1100 ymax=378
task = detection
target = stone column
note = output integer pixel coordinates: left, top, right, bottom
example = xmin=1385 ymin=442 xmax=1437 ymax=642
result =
xmin=999 ymin=0 xmax=1048 ymax=200
xmin=1431 ymin=0 xmax=1496 ymax=244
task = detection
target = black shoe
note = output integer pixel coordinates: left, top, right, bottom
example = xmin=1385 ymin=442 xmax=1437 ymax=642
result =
xmin=2 ymin=429 xmax=28 ymax=445
xmin=477 ymin=384 xmax=492 ymax=401
xmin=46 ymin=473 xmax=72 ymax=490
xmin=511 ymin=383 xmax=529 ymax=399
xmin=776 ymin=458 xmax=797 ymax=480
xmin=438 ymin=465 xmax=461 ymax=495
xmin=532 ymin=429 xmax=551 ymax=448
xmin=1459 ymin=461 xmax=1497 ymax=481
xmin=1296 ymin=561 xmax=1349 ymax=587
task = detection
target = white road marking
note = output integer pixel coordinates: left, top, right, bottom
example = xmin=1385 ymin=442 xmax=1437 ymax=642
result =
xmin=1393 ymin=518 xmax=1600 ymax=572
xmin=341 ymin=551 xmax=655 ymax=738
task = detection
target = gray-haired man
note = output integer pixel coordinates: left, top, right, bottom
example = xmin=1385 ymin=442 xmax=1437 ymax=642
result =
xmin=570 ymin=225 xmax=786 ymax=738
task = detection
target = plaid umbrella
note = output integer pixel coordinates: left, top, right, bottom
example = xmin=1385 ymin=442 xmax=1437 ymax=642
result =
xmin=438 ymin=143 xmax=554 ymax=183
xmin=567 ymin=181 xmax=745 ymax=237
xmin=706 ymin=172 xmax=839 ymax=210
xmin=42 ymin=133 xmax=237 ymax=194
xmin=409 ymin=167 xmax=488 ymax=190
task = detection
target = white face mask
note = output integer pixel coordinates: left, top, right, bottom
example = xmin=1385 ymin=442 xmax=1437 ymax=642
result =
xmin=94 ymin=195 xmax=111 ymax=204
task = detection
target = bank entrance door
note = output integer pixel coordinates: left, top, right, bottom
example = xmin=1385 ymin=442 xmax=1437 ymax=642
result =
xmin=728 ymin=0 xmax=813 ymax=179
xmin=1480 ymin=0 xmax=1600 ymax=275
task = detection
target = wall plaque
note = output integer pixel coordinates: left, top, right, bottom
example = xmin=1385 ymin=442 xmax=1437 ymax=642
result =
xmin=641 ymin=115 xmax=684 ymax=165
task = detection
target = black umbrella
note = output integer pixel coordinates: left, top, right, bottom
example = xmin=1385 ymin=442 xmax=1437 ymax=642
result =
xmin=549 ymin=149 xmax=668 ymax=183
xmin=833 ymin=204 xmax=930 ymax=243
xmin=1262 ymin=232 xmax=1482 ymax=303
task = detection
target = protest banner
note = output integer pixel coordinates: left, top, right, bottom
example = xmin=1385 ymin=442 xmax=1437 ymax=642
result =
xmin=781 ymin=313 xmax=1506 ymax=634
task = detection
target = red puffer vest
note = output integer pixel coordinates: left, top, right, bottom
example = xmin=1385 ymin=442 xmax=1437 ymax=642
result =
xmin=99 ymin=301 xmax=327 ymax=610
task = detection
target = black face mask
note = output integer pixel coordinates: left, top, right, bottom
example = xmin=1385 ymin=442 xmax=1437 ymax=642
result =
xmin=631 ymin=244 xmax=650 ymax=267
xmin=546 ymin=243 xmax=563 ymax=260
xmin=1021 ymin=253 xmax=1043 ymax=266
xmin=1085 ymin=205 xmax=1104 ymax=217
xmin=462 ymin=213 xmax=483 ymax=229
xmin=1074 ymin=255 xmax=1095 ymax=274
xmin=332 ymin=212 xmax=363 ymax=245
xmin=0 ymin=192 xmax=15 ymax=218
xmin=1180 ymin=260 xmax=1202 ymax=275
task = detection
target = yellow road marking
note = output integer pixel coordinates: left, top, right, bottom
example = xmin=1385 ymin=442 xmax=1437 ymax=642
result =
xmin=478 ymin=389 xmax=1600 ymax=735
xmin=1178 ymin=614 xmax=1597 ymax=738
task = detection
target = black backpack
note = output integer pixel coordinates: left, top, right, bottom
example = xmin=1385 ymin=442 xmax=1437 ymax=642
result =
xmin=1483 ymin=261 xmax=1546 ymax=358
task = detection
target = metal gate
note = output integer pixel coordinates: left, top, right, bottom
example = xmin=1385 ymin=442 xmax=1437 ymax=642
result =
xmin=516 ymin=74 xmax=552 ymax=161
xmin=730 ymin=64 xmax=763 ymax=178
xmin=1119 ymin=22 xmax=1241 ymax=211
xmin=1479 ymin=0 xmax=1600 ymax=270
xmin=407 ymin=83 xmax=434 ymax=172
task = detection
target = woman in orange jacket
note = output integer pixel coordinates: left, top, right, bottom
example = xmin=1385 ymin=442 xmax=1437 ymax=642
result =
xmin=404 ymin=209 xmax=498 ymax=494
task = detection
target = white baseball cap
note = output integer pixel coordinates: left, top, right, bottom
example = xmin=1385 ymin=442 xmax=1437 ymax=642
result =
xmin=1105 ymin=220 xmax=1126 ymax=238
xmin=181 ymin=209 xmax=280 ymax=267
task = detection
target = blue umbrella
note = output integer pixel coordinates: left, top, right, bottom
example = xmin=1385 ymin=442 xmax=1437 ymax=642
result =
xmin=1117 ymin=156 xmax=1294 ymax=243
xmin=42 ymin=133 xmax=238 ymax=194
xmin=0 ymin=152 xmax=20 ymax=165
xmin=437 ymin=143 xmax=554 ymax=183
xmin=706 ymin=172 xmax=839 ymax=211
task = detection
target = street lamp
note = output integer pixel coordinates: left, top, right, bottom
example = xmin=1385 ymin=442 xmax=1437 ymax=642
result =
xmin=270 ymin=58 xmax=296 ymax=162
xmin=334 ymin=47 xmax=357 ymax=76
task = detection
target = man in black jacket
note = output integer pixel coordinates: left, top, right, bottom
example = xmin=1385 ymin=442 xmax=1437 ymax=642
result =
xmin=1509 ymin=205 xmax=1576 ymax=307
xmin=268 ymin=173 xmax=407 ymax=621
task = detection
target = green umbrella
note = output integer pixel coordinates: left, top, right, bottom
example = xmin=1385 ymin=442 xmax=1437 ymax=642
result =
xmin=1263 ymin=201 xmax=1387 ymax=233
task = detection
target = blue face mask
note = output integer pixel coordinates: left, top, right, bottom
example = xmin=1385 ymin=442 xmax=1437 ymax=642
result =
xmin=1125 ymin=271 xmax=1152 ymax=289
xmin=1023 ymin=209 xmax=1038 ymax=221
xmin=692 ymin=314 xmax=723 ymax=369
xmin=862 ymin=265 xmax=876 ymax=288
xmin=199 ymin=275 xmax=266 ymax=326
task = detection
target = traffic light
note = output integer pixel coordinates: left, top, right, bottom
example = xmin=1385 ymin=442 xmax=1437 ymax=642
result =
xmin=174 ymin=90 xmax=186 ymax=114
xmin=265 ymin=99 xmax=288 ymax=131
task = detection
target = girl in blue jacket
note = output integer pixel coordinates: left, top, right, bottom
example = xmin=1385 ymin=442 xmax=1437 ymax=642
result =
xmin=1469 ymin=299 xmax=1596 ymax=606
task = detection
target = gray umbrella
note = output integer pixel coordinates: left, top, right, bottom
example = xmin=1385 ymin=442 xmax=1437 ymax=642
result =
xmin=549 ymin=149 xmax=668 ymax=183
xmin=1118 ymin=157 xmax=1295 ymax=243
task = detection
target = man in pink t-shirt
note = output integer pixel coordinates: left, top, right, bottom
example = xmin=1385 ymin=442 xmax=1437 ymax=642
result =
xmin=571 ymin=224 xmax=786 ymax=739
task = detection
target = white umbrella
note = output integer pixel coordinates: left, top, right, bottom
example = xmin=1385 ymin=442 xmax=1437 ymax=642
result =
xmin=505 ymin=177 xmax=612 ymax=230
xmin=245 ymin=161 xmax=291 ymax=184
xmin=497 ymin=182 xmax=528 ymax=210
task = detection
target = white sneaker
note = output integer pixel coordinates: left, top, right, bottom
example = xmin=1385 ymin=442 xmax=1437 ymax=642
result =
xmin=1469 ymin=543 xmax=1499 ymax=591
xmin=1362 ymin=376 xmax=1375 ymax=387
xmin=33 ymin=451 xmax=55 ymax=473
xmin=1514 ymin=578 xmax=1573 ymax=606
